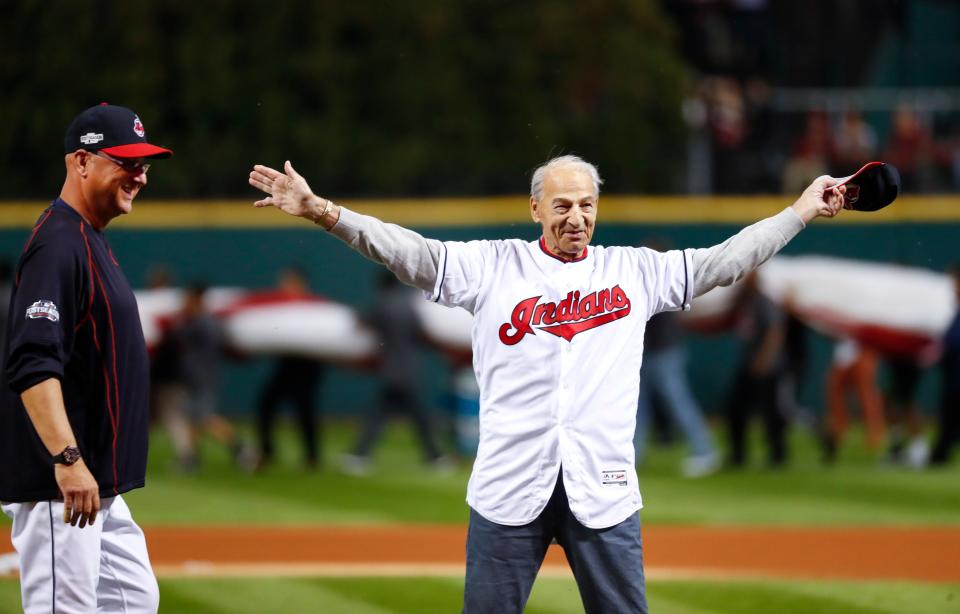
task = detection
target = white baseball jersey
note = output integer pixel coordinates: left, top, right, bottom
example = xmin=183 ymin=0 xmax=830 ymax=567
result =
xmin=427 ymin=237 xmax=694 ymax=529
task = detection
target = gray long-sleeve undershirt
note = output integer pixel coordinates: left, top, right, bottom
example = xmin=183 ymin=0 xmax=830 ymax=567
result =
xmin=328 ymin=205 xmax=805 ymax=299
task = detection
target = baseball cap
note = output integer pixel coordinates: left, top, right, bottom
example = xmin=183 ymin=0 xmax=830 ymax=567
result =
xmin=832 ymin=161 xmax=901 ymax=212
xmin=64 ymin=103 xmax=173 ymax=159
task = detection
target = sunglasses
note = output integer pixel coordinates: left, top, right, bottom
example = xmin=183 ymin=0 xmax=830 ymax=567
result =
xmin=93 ymin=151 xmax=151 ymax=175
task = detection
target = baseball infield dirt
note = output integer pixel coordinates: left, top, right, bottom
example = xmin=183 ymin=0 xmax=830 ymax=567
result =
xmin=103 ymin=525 xmax=960 ymax=581
xmin=3 ymin=525 xmax=959 ymax=581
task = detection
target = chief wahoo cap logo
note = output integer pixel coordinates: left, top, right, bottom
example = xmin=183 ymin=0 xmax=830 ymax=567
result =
xmin=133 ymin=115 xmax=145 ymax=138
xmin=844 ymin=184 xmax=861 ymax=207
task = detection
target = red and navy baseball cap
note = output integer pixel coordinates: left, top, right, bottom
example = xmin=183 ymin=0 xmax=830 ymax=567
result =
xmin=64 ymin=103 xmax=173 ymax=159
xmin=833 ymin=161 xmax=901 ymax=212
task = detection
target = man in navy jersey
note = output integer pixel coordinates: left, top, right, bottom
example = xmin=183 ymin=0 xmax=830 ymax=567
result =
xmin=1 ymin=104 xmax=171 ymax=613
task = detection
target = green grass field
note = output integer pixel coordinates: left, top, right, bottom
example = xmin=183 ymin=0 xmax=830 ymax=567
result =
xmin=116 ymin=420 xmax=960 ymax=527
xmin=0 ymin=576 xmax=957 ymax=613
xmin=1 ymin=420 xmax=958 ymax=612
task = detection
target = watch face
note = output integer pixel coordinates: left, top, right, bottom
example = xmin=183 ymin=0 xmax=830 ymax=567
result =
xmin=61 ymin=447 xmax=81 ymax=465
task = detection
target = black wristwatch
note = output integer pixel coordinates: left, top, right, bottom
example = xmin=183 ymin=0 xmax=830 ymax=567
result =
xmin=52 ymin=446 xmax=81 ymax=466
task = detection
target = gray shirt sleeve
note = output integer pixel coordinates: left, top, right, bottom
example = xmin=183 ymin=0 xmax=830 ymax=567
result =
xmin=690 ymin=207 xmax=805 ymax=297
xmin=326 ymin=206 xmax=443 ymax=292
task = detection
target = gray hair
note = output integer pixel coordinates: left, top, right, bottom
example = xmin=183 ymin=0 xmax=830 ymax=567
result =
xmin=530 ymin=155 xmax=604 ymax=201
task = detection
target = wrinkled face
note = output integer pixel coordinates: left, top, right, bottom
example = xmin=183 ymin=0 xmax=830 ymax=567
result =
xmin=530 ymin=165 xmax=597 ymax=259
xmin=83 ymin=151 xmax=149 ymax=222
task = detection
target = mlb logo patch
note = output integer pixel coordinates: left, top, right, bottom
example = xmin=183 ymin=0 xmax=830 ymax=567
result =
xmin=601 ymin=470 xmax=627 ymax=487
xmin=25 ymin=300 xmax=60 ymax=322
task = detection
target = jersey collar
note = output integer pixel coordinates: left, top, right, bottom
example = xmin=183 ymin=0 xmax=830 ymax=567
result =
xmin=538 ymin=236 xmax=589 ymax=264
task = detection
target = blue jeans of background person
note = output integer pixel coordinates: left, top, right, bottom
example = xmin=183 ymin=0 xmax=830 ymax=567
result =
xmin=463 ymin=473 xmax=647 ymax=614
xmin=635 ymin=346 xmax=715 ymax=462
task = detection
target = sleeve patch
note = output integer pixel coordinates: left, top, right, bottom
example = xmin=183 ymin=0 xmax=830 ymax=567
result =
xmin=25 ymin=300 xmax=60 ymax=322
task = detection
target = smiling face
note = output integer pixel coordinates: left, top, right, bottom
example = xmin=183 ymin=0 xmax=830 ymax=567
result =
xmin=64 ymin=150 xmax=150 ymax=229
xmin=87 ymin=151 xmax=149 ymax=221
xmin=530 ymin=164 xmax=598 ymax=260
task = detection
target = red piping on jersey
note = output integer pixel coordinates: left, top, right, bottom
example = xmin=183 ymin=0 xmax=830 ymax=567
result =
xmin=15 ymin=210 xmax=54 ymax=287
xmin=79 ymin=224 xmax=121 ymax=495
xmin=75 ymin=223 xmax=96 ymax=332
xmin=92 ymin=264 xmax=122 ymax=494
xmin=538 ymin=237 xmax=588 ymax=263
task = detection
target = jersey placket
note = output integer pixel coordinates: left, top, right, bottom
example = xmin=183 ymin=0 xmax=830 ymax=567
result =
xmin=553 ymin=263 xmax=586 ymax=472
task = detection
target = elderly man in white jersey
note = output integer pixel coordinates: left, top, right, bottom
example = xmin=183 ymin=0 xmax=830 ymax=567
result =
xmin=249 ymin=155 xmax=844 ymax=613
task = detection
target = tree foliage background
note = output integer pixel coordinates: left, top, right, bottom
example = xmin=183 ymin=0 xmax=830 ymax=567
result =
xmin=1 ymin=0 xmax=689 ymax=198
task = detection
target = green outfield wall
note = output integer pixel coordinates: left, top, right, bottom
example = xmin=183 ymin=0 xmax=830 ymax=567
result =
xmin=1 ymin=197 xmax=957 ymax=421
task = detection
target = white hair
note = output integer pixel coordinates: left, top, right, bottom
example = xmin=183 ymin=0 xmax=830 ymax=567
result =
xmin=530 ymin=155 xmax=603 ymax=201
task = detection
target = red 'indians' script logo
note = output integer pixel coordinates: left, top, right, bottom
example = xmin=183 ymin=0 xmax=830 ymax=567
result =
xmin=498 ymin=285 xmax=631 ymax=345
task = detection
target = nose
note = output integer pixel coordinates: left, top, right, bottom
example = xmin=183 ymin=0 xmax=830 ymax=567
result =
xmin=133 ymin=170 xmax=148 ymax=185
xmin=568 ymin=206 xmax=584 ymax=228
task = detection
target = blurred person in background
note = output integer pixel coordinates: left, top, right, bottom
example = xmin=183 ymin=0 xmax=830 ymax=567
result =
xmin=725 ymin=270 xmax=790 ymax=468
xmin=636 ymin=309 xmax=719 ymax=477
xmin=822 ymin=338 xmax=885 ymax=464
xmin=830 ymin=110 xmax=878 ymax=177
xmin=255 ymin=266 xmax=326 ymax=470
xmin=340 ymin=271 xmax=449 ymax=476
xmin=882 ymin=354 xmax=929 ymax=468
xmin=884 ymin=105 xmax=936 ymax=193
xmin=168 ymin=283 xmax=250 ymax=471
xmin=151 ymin=310 xmax=193 ymax=467
xmin=635 ymin=239 xmax=718 ymax=478
xmin=930 ymin=267 xmax=960 ymax=466
xmin=781 ymin=305 xmax=813 ymax=425
xmin=704 ymin=76 xmax=751 ymax=194
xmin=782 ymin=111 xmax=833 ymax=194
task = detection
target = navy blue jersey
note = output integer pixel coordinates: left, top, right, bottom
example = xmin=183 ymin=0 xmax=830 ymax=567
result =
xmin=0 ymin=199 xmax=149 ymax=502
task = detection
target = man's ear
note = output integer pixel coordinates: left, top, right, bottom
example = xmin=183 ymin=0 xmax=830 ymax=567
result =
xmin=68 ymin=150 xmax=91 ymax=178
xmin=530 ymin=196 xmax=540 ymax=223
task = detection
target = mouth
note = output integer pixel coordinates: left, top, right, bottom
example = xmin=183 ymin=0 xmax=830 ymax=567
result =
xmin=120 ymin=183 xmax=139 ymax=200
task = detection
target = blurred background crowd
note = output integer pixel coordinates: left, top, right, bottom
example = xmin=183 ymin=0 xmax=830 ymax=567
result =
xmin=1 ymin=0 xmax=959 ymax=477
xmin=4 ymin=0 xmax=958 ymax=199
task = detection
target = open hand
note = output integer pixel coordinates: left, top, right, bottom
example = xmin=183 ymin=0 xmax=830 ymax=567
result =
xmin=249 ymin=161 xmax=326 ymax=222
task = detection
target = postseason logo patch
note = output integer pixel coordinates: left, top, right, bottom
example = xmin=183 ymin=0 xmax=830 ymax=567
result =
xmin=25 ymin=300 xmax=60 ymax=322
xmin=601 ymin=469 xmax=628 ymax=487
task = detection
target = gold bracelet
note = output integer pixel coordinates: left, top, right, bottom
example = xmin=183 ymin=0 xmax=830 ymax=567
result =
xmin=313 ymin=198 xmax=333 ymax=226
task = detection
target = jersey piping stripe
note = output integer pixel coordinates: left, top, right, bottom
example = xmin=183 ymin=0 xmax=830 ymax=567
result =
xmin=48 ymin=501 xmax=55 ymax=613
xmin=682 ymin=249 xmax=690 ymax=309
xmin=15 ymin=209 xmax=53 ymax=287
xmin=91 ymin=262 xmax=122 ymax=494
xmin=76 ymin=223 xmax=96 ymax=332
xmin=79 ymin=225 xmax=121 ymax=495
xmin=434 ymin=243 xmax=448 ymax=303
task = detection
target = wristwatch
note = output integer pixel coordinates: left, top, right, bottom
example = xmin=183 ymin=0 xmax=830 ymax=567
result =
xmin=52 ymin=446 xmax=81 ymax=466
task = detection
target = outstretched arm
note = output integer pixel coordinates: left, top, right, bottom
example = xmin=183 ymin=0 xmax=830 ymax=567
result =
xmin=691 ymin=176 xmax=845 ymax=297
xmin=249 ymin=161 xmax=443 ymax=292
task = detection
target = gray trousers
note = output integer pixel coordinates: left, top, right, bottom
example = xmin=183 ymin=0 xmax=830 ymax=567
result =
xmin=463 ymin=473 xmax=647 ymax=614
